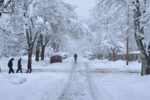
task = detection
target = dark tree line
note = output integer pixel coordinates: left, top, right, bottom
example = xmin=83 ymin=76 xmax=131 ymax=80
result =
xmin=35 ymin=34 xmax=50 ymax=61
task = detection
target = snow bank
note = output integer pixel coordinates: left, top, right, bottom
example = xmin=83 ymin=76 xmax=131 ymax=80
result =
xmin=91 ymin=74 xmax=150 ymax=100
xmin=0 ymin=73 xmax=69 ymax=100
xmin=89 ymin=59 xmax=141 ymax=72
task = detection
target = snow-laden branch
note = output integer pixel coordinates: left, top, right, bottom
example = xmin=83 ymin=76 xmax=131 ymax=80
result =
xmin=3 ymin=0 xmax=11 ymax=8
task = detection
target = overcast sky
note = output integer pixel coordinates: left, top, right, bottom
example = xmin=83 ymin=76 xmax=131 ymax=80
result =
xmin=64 ymin=0 xmax=95 ymax=19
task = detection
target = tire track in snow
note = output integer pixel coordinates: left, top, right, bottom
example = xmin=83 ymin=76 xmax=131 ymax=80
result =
xmin=58 ymin=62 xmax=94 ymax=100
xmin=84 ymin=62 xmax=116 ymax=100
xmin=58 ymin=62 xmax=113 ymax=100
xmin=58 ymin=63 xmax=78 ymax=100
xmin=84 ymin=62 xmax=99 ymax=100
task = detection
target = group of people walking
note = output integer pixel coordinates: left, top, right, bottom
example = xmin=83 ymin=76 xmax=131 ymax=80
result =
xmin=7 ymin=53 xmax=77 ymax=74
xmin=8 ymin=58 xmax=22 ymax=73
xmin=8 ymin=58 xmax=32 ymax=74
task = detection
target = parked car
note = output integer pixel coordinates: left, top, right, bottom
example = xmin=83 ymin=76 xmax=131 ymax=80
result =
xmin=52 ymin=52 xmax=68 ymax=59
xmin=50 ymin=55 xmax=62 ymax=63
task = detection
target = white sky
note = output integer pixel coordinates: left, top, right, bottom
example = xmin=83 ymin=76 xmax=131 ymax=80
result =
xmin=64 ymin=0 xmax=95 ymax=19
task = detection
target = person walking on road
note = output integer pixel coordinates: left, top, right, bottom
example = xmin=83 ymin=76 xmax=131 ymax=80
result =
xmin=26 ymin=59 xmax=32 ymax=73
xmin=8 ymin=58 xmax=14 ymax=73
xmin=16 ymin=58 xmax=22 ymax=73
xmin=74 ymin=53 xmax=78 ymax=63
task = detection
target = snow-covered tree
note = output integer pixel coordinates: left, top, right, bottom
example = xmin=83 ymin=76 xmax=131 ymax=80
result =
xmin=90 ymin=0 xmax=137 ymax=60
xmin=132 ymin=0 xmax=150 ymax=75
xmin=0 ymin=0 xmax=93 ymax=60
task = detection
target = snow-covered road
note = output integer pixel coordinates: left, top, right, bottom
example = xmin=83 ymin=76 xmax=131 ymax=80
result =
xmin=58 ymin=62 xmax=97 ymax=100
xmin=0 ymin=57 xmax=150 ymax=100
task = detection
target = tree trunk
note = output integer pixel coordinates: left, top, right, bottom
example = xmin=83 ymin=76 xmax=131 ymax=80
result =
xmin=35 ymin=49 xmax=40 ymax=61
xmin=135 ymin=34 xmax=150 ymax=75
xmin=28 ymin=50 xmax=32 ymax=60
xmin=146 ymin=58 xmax=150 ymax=74
xmin=141 ymin=58 xmax=150 ymax=76
xmin=39 ymin=34 xmax=50 ymax=61
xmin=35 ymin=41 xmax=40 ymax=61
xmin=26 ymin=49 xmax=33 ymax=73
xmin=41 ymin=46 xmax=45 ymax=60
xmin=133 ymin=0 xmax=150 ymax=75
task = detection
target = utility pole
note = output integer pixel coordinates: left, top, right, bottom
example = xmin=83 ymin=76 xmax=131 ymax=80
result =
xmin=126 ymin=5 xmax=129 ymax=65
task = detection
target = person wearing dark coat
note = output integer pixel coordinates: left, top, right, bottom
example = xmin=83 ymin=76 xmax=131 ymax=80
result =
xmin=8 ymin=58 xmax=14 ymax=73
xmin=26 ymin=59 xmax=32 ymax=73
xmin=74 ymin=53 xmax=78 ymax=63
xmin=16 ymin=58 xmax=22 ymax=73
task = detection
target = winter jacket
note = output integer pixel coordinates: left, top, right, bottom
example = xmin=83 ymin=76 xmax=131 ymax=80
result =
xmin=8 ymin=58 xmax=14 ymax=68
xmin=18 ymin=59 xmax=22 ymax=68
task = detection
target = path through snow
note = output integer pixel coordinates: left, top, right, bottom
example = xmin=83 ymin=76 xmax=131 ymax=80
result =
xmin=58 ymin=62 xmax=97 ymax=100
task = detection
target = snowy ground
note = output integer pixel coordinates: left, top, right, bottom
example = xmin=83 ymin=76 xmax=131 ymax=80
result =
xmin=0 ymin=56 xmax=150 ymax=100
